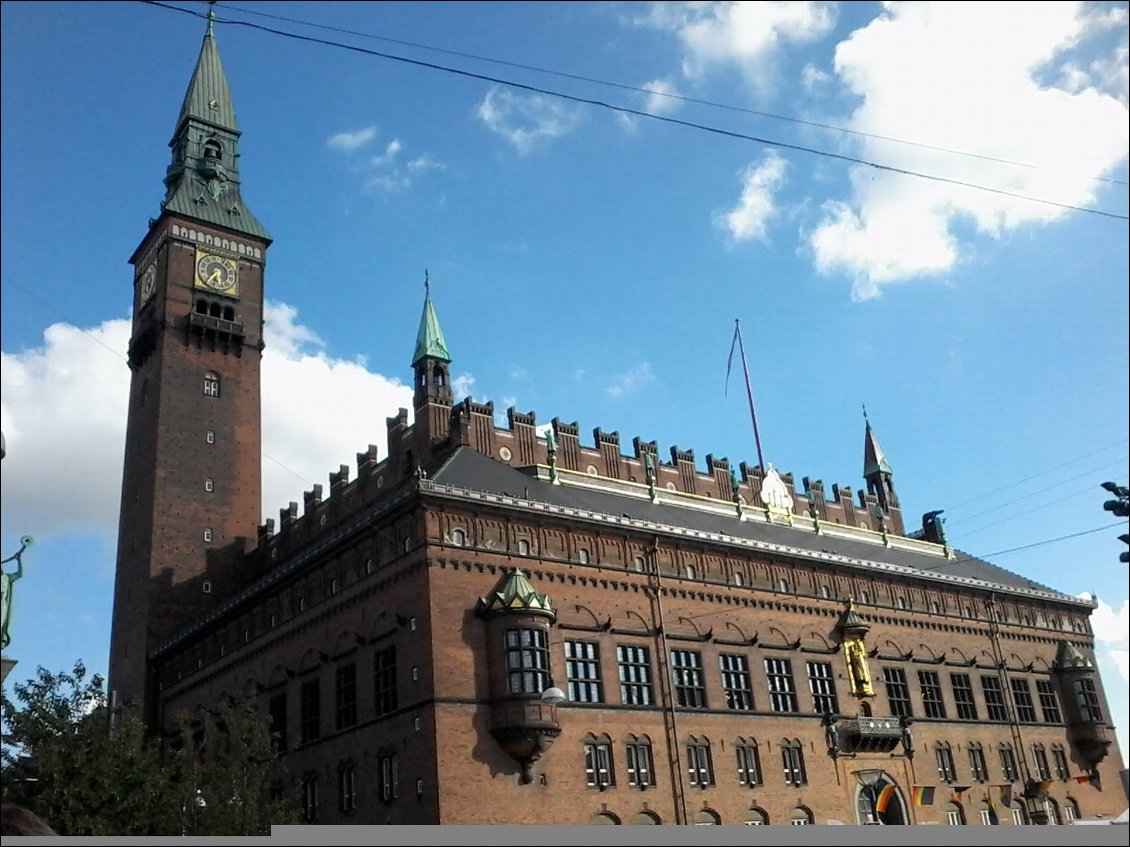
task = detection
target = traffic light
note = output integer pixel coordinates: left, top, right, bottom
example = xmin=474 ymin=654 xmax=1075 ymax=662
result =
xmin=1120 ymin=533 xmax=1130 ymax=565
xmin=1101 ymin=481 xmax=1130 ymax=518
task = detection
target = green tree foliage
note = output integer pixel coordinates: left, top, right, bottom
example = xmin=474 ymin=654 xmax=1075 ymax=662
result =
xmin=1 ymin=662 xmax=298 ymax=835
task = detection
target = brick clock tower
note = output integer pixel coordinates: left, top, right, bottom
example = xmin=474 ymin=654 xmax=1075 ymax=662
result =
xmin=109 ymin=17 xmax=270 ymax=717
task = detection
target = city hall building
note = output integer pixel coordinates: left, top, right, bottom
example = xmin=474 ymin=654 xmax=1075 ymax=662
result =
xmin=108 ymin=20 xmax=1126 ymax=826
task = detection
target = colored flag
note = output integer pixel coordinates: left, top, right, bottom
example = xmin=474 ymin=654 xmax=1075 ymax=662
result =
xmin=953 ymin=785 xmax=972 ymax=803
xmin=875 ymin=784 xmax=897 ymax=814
xmin=1074 ymin=774 xmax=1091 ymax=784
xmin=999 ymin=785 xmax=1013 ymax=807
xmin=912 ymin=786 xmax=935 ymax=806
xmin=987 ymin=798 xmax=1000 ymax=825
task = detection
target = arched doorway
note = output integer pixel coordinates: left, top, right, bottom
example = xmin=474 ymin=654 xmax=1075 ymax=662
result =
xmin=853 ymin=771 xmax=909 ymax=825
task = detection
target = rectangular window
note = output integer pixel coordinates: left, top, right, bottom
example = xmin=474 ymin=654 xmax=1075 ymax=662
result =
xmin=736 ymin=743 xmax=762 ymax=787
xmin=625 ymin=741 xmax=655 ymax=789
xmin=1031 ymin=744 xmax=1051 ymax=781
xmin=919 ymin=670 xmax=947 ymax=719
xmin=203 ymin=528 xmax=213 ymax=543
xmin=335 ymin=663 xmax=357 ymax=731
xmin=935 ymin=746 xmax=957 ymax=783
xmin=765 ymin=657 xmax=798 ymax=713
xmin=999 ymin=744 xmax=1019 ymax=782
xmin=1011 ymin=808 xmax=1026 ymax=826
xmin=671 ymin=649 xmax=706 ymax=708
xmin=951 ymin=673 xmax=978 ymax=720
xmin=268 ymin=691 xmax=287 ymax=753
xmin=686 ymin=740 xmax=714 ymax=787
xmin=205 ymin=478 xmax=214 ymax=493
xmin=884 ymin=667 xmax=913 ymax=718
xmin=981 ymin=676 xmax=1009 ymax=721
xmin=203 ymin=373 xmax=220 ymax=397
xmin=720 ymin=654 xmax=753 ymax=710
xmin=206 ymin=429 xmax=216 ymax=444
xmin=1074 ymin=677 xmax=1102 ymax=722
xmin=565 ymin=641 xmax=603 ymax=703
xmin=1052 ymin=746 xmax=1069 ymax=781
xmin=1036 ymin=680 xmax=1062 ymax=723
xmin=968 ymin=744 xmax=989 ymax=782
xmin=299 ymin=678 xmax=320 ymax=744
xmin=1011 ymin=678 xmax=1037 ymax=722
xmin=373 ymin=645 xmax=398 ymax=717
xmin=338 ymin=766 xmax=356 ymax=813
xmin=806 ymin=661 xmax=838 ymax=714
xmin=979 ymin=810 xmax=992 ymax=826
xmin=302 ymin=776 xmax=319 ymax=822
xmin=946 ymin=809 xmax=962 ymax=826
xmin=617 ymin=644 xmax=653 ymax=706
xmin=781 ymin=743 xmax=807 ymax=787
xmin=380 ymin=753 xmax=399 ymax=802
xmin=584 ymin=741 xmax=614 ymax=788
xmin=505 ymin=628 xmax=549 ymax=695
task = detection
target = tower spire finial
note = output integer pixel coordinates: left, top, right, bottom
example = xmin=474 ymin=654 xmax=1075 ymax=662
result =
xmin=862 ymin=403 xmax=868 ymax=423
xmin=425 ymin=269 xmax=430 ymax=299
xmin=207 ymin=1 xmax=216 ymax=37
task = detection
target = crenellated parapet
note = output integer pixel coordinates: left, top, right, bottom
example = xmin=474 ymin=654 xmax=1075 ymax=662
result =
xmin=253 ymin=398 xmax=911 ymax=571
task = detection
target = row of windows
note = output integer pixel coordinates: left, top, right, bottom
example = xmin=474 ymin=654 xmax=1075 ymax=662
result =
xmin=934 ymin=741 xmax=1073 ymax=785
xmin=579 ymin=734 xmax=807 ymax=790
xmin=301 ymin=754 xmax=411 ymax=821
xmin=268 ymin=646 xmax=400 ymax=751
xmin=533 ymin=636 xmax=1070 ymax=725
xmin=444 ymin=532 xmax=1086 ymax=633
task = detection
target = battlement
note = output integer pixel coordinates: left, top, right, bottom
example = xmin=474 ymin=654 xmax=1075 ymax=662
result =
xmin=255 ymin=398 xmax=906 ymax=564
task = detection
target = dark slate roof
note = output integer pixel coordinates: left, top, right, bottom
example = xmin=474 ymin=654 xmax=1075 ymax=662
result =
xmin=429 ymin=447 xmax=1079 ymax=604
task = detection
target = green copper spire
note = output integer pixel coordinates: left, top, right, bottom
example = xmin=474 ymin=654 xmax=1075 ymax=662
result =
xmin=177 ymin=11 xmax=238 ymax=134
xmin=160 ymin=17 xmax=270 ymax=241
xmin=412 ymin=275 xmax=452 ymax=366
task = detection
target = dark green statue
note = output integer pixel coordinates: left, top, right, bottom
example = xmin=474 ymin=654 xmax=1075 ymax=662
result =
xmin=1 ymin=536 xmax=34 ymax=650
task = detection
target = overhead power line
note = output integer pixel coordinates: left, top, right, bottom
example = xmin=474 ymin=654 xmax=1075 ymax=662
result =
xmin=143 ymin=1 xmax=1129 ymax=222
xmin=215 ymin=0 xmax=1127 ymax=189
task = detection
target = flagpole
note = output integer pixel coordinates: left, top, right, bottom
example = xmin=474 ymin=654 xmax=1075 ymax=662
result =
xmin=734 ymin=319 xmax=766 ymax=474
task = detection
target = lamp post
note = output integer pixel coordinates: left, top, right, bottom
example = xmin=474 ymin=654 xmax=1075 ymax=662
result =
xmin=182 ymin=788 xmax=206 ymax=835
xmin=855 ymin=769 xmax=885 ymax=825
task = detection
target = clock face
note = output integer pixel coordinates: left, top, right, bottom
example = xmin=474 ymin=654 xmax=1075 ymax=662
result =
xmin=138 ymin=264 xmax=157 ymax=305
xmin=195 ymin=252 xmax=238 ymax=294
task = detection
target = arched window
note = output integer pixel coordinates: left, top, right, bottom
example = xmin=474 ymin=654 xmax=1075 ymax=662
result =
xmin=781 ymin=739 xmax=807 ymax=786
xmin=450 ymin=528 xmax=466 ymax=547
xmin=578 ymin=548 xmax=591 ymax=564
xmin=820 ymin=585 xmax=830 ymax=599
xmin=790 ymin=806 xmax=813 ymax=826
xmin=633 ymin=556 xmax=645 ymax=572
xmin=744 ymin=807 xmax=769 ymax=826
xmin=517 ymin=539 xmax=530 ymax=556
xmin=733 ymin=571 xmax=744 ymax=587
xmin=203 ymin=371 xmax=220 ymax=397
xmin=203 ymin=139 xmax=222 ymax=160
xmin=590 ymin=812 xmax=620 ymax=825
xmin=432 ymin=365 xmax=446 ymax=386
xmin=943 ymin=801 xmax=965 ymax=825
xmin=633 ymin=811 xmax=661 ymax=825
xmin=624 ymin=734 xmax=654 ymax=789
xmin=685 ymin=564 xmax=696 ymax=579
xmin=582 ymin=733 xmax=614 ymax=789
xmin=694 ymin=809 xmax=721 ymax=825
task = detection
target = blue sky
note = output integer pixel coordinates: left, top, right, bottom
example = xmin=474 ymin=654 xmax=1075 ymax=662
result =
xmin=2 ymin=1 xmax=1128 ymax=755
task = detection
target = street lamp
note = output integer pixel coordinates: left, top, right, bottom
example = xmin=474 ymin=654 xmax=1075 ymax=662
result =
xmin=540 ymin=681 xmax=566 ymax=705
xmin=182 ymin=788 xmax=206 ymax=835
xmin=855 ymin=769 xmax=885 ymax=825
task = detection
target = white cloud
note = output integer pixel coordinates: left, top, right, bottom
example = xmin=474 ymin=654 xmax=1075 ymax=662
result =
xmin=641 ymin=1 xmax=838 ymax=95
xmin=715 ymin=151 xmax=788 ymax=242
xmin=326 ymin=126 xmax=377 ymax=152
xmin=605 ymin=362 xmax=656 ymax=398
xmin=807 ymin=2 xmax=1129 ymax=299
xmin=0 ymin=306 xmax=413 ymax=542
xmin=451 ymin=372 xmax=476 ymax=401
xmin=641 ymin=78 xmax=682 ymax=115
xmin=475 ymin=87 xmax=583 ymax=154
xmin=407 ymin=155 xmax=445 ymax=172
xmin=801 ymin=62 xmax=831 ymax=92
xmin=371 ymin=139 xmax=402 ymax=167
xmin=1086 ymin=594 xmax=1129 ymax=649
